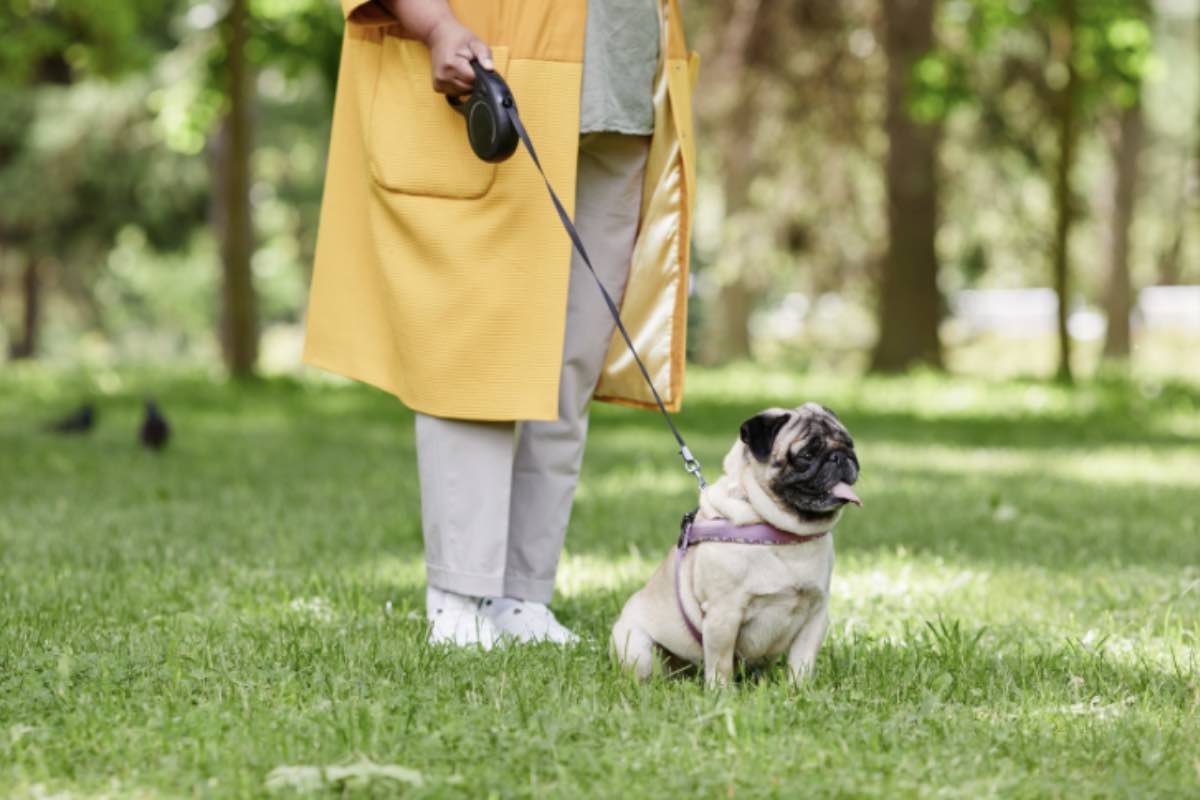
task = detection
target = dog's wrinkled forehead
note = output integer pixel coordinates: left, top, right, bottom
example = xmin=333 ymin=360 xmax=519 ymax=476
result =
xmin=782 ymin=403 xmax=853 ymax=455
xmin=740 ymin=403 xmax=854 ymax=463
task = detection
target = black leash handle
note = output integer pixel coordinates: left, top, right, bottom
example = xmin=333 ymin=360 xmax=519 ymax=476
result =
xmin=503 ymin=101 xmax=708 ymax=491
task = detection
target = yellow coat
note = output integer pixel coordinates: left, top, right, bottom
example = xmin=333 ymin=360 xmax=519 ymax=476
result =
xmin=303 ymin=0 xmax=697 ymax=421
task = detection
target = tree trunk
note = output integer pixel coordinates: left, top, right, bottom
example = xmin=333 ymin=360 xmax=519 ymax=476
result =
xmin=216 ymin=0 xmax=258 ymax=378
xmin=1049 ymin=0 xmax=1079 ymax=384
xmin=695 ymin=0 xmax=763 ymax=364
xmin=1157 ymin=219 xmax=1184 ymax=286
xmin=706 ymin=120 xmax=761 ymax=363
xmin=9 ymin=256 xmax=42 ymax=360
xmin=870 ymin=0 xmax=943 ymax=373
xmin=1162 ymin=12 xmax=1200 ymax=286
xmin=1194 ymin=9 xmax=1200 ymax=284
xmin=1102 ymin=99 xmax=1143 ymax=360
xmin=701 ymin=279 xmax=756 ymax=364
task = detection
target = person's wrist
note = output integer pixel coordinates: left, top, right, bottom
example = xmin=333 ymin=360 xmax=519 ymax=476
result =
xmin=423 ymin=14 xmax=464 ymax=47
xmin=374 ymin=0 xmax=459 ymax=45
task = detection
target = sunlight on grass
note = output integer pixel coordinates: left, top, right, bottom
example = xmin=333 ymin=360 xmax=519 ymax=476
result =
xmin=1049 ymin=448 xmax=1200 ymax=486
xmin=557 ymin=551 xmax=659 ymax=597
xmin=682 ymin=363 xmax=1199 ymax=427
xmin=867 ymin=442 xmax=1200 ymax=486
xmin=575 ymin=461 xmax=698 ymax=503
xmin=347 ymin=554 xmax=425 ymax=596
xmin=833 ymin=552 xmax=1200 ymax=671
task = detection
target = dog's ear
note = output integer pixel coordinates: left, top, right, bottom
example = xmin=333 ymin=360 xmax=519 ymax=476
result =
xmin=740 ymin=412 xmax=791 ymax=462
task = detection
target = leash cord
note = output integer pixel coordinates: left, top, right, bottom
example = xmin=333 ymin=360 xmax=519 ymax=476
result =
xmin=505 ymin=102 xmax=707 ymax=491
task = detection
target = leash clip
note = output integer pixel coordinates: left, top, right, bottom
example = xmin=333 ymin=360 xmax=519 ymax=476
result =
xmin=680 ymin=445 xmax=707 ymax=490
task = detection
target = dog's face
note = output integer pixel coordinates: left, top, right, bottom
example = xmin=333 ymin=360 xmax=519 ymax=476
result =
xmin=739 ymin=403 xmax=861 ymax=521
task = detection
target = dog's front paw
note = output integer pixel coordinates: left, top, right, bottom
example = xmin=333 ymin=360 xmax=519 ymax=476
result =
xmin=787 ymin=660 xmax=816 ymax=685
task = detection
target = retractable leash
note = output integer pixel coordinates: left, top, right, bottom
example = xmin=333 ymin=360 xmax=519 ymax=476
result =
xmin=449 ymin=59 xmax=707 ymax=492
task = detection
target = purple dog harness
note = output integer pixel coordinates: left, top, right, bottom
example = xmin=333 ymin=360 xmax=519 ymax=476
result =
xmin=673 ymin=511 xmax=829 ymax=646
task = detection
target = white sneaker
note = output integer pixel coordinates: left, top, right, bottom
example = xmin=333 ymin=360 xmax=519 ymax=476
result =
xmin=478 ymin=597 xmax=580 ymax=644
xmin=426 ymin=586 xmax=501 ymax=649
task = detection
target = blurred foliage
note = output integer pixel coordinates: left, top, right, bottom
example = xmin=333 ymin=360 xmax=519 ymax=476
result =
xmin=924 ymin=0 xmax=1195 ymax=307
xmin=0 ymin=0 xmax=1197 ymax=375
xmin=686 ymin=0 xmax=1192 ymax=311
xmin=0 ymin=0 xmax=340 ymax=359
xmin=0 ymin=0 xmax=175 ymax=85
xmin=915 ymin=0 xmax=1155 ymax=124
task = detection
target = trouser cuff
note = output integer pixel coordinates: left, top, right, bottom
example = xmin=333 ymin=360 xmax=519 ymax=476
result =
xmin=502 ymin=573 xmax=556 ymax=604
xmin=426 ymin=565 xmax=506 ymax=599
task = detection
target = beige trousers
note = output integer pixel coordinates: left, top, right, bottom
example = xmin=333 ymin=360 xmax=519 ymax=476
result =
xmin=415 ymin=133 xmax=650 ymax=603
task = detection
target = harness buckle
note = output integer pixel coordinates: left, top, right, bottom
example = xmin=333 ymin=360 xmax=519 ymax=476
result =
xmin=677 ymin=509 xmax=698 ymax=550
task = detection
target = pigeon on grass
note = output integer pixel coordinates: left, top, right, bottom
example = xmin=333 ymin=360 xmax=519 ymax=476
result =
xmin=47 ymin=403 xmax=96 ymax=434
xmin=139 ymin=400 xmax=170 ymax=452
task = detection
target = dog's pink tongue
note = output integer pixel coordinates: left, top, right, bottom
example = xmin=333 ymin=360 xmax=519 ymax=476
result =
xmin=831 ymin=482 xmax=862 ymax=507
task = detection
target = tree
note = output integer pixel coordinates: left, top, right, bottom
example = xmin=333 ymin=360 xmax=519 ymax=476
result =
xmin=1101 ymin=95 xmax=1143 ymax=359
xmin=215 ymin=0 xmax=259 ymax=378
xmin=206 ymin=0 xmax=342 ymax=377
xmin=1049 ymin=0 xmax=1080 ymax=382
xmin=928 ymin=0 xmax=1153 ymax=381
xmin=691 ymin=0 xmax=883 ymax=366
xmin=8 ymin=256 xmax=42 ymax=360
xmin=694 ymin=0 xmax=766 ymax=364
xmin=870 ymin=0 xmax=943 ymax=373
xmin=0 ymin=1 xmax=191 ymax=360
xmin=0 ymin=0 xmax=340 ymax=368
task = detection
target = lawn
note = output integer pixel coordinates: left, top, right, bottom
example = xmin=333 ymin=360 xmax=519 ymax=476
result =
xmin=1 ymin=364 xmax=1198 ymax=798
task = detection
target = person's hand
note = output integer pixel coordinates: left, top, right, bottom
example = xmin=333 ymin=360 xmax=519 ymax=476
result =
xmin=424 ymin=16 xmax=493 ymax=95
xmin=375 ymin=0 xmax=493 ymax=95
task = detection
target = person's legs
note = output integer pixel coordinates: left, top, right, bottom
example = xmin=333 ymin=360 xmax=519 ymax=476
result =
xmin=415 ymin=412 xmax=517 ymax=597
xmin=415 ymin=412 xmax=517 ymax=646
xmin=502 ymin=132 xmax=651 ymax=603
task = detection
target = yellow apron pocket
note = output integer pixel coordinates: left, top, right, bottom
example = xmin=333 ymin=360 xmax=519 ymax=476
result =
xmin=368 ymin=39 xmax=510 ymax=199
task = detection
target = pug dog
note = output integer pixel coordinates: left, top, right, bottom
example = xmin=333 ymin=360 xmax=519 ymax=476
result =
xmin=611 ymin=403 xmax=861 ymax=687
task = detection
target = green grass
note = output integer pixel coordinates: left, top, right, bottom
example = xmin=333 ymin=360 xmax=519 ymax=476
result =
xmin=1 ymin=364 xmax=1198 ymax=798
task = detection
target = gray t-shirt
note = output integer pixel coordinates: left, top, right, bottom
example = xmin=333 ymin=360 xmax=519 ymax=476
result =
xmin=580 ymin=0 xmax=660 ymax=135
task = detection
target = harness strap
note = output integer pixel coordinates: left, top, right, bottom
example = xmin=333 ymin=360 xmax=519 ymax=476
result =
xmin=505 ymin=104 xmax=707 ymax=491
xmin=674 ymin=546 xmax=705 ymax=646
xmin=673 ymin=511 xmax=831 ymax=647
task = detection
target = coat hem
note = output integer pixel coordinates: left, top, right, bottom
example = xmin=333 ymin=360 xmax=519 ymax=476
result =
xmin=301 ymin=350 xmax=561 ymax=423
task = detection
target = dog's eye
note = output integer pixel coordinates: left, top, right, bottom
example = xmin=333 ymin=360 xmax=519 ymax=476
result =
xmin=797 ymin=442 xmax=821 ymax=461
